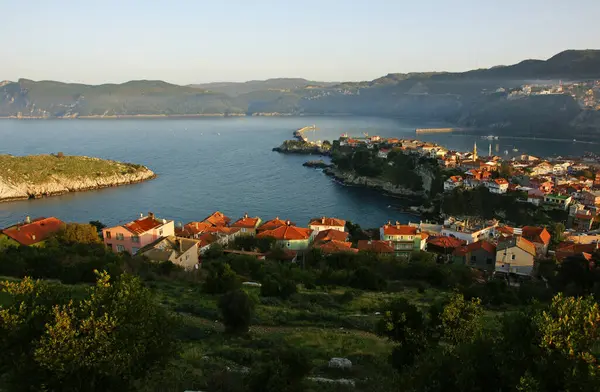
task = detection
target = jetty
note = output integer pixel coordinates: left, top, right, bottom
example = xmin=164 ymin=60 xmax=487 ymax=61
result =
xmin=415 ymin=128 xmax=455 ymax=134
xmin=293 ymin=125 xmax=317 ymax=141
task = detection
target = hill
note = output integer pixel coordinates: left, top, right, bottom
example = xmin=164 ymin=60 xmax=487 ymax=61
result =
xmin=190 ymin=78 xmax=337 ymax=96
xmin=2 ymin=50 xmax=600 ymax=139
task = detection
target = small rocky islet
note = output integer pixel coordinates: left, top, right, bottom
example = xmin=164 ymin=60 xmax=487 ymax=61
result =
xmin=0 ymin=154 xmax=155 ymax=202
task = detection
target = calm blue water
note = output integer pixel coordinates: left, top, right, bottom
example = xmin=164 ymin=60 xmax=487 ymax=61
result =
xmin=0 ymin=117 xmax=598 ymax=229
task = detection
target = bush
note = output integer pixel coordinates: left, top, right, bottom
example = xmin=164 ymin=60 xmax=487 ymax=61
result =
xmin=349 ymin=267 xmax=386 ymax=291
xmin=248 ymin=346 xmax=311 ymax=392
xmin=218 ymin=289 xmax=255 ymax=334
xmin=260 ymin=274 xmax=297 ymax=299
xmin=204 ymin=262 xmax=240 ymax=294
xmin=56 ymin=223 xmax=101 ymax=244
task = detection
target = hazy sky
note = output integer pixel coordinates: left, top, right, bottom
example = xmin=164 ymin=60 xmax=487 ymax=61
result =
xmin=3 ymin=0 xmax=599 ymax=85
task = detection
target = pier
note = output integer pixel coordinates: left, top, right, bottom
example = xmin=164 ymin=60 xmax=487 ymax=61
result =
xmin=293 ymin=125 xmax=317 ymax=141
xmin=415 ymin=128 xmax=455 ymax=134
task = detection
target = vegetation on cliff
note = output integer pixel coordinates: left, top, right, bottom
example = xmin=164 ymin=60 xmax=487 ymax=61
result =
xmin=0 ymin=154 xmax=155 ymax=202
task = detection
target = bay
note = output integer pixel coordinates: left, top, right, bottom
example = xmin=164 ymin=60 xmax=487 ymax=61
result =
xmin=0 ymin=117 xmax=598 ymax=229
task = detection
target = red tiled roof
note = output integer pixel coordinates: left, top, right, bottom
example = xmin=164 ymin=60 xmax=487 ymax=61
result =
xmin=2 ymin=217 xmax=65 ymax=246
xmin=260 ymin=217 xmax=292 ymax=231
xmin=497 ymin=226 xmax=514 ymax=235
xmin=231 ymin=215 xmax=261 ymax=229
xmin=498 ymin=236 xmax=536 ymax=256
xmin=257 ymin=225 xmax=312 ymax=241
xmin=197 ymin=233 xmax=219 ymax=248
xmin=309 ymin=217 xmax=346 ymax=227
xmin=357 ymin=240 xmax=395 ymax=253
xmin=555 ymin=242 xmax=597 ymax=261
xmin=494 ymin=178 xmax=509 ymax=185
xmin=124 ymin=216 xmax=166 ymax=235
xmin=448 ymin=175 xmax=462 ymax=183
xmin=575 ymin=213 xmax=594 ymax=221
xmin=521 ymin=226 xmax=551 ymax=246
xmin=453 ymin=240 xmax=496 ymax=256
xmin=203 ymin=211 xmax=231 ymax=227
xmin=316 ymin=240 xmax=357 ymax=254
xmin=427 ymin=236 xmax=466 ymax=249
xmin=314 ymin=229 xmax=348 ymax=243
xmin=205 ymin=226 xmax=240 ymax=235
xmin=382 ymin=224 xmax=417 ymax=236
xmin=179 ymin=221 xmax=212 ymax=236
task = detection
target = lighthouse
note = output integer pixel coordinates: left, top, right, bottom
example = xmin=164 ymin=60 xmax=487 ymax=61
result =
xmin=473 ymin=142 xmax=478 ymax=161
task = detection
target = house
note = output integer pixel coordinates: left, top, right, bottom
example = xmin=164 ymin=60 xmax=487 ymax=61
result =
xmin=356 ymin=240 xmax=395 ymax=254
xmin=103 ymin=212 xmax=175 ymax=254
xmin=231 ymin=213 xmax=262 ymax=236
xmin=464 ymin=177 xmax=481 ymax=190
xmin=527 ymin=190 xmax=544 ymax=206
xmin=197 ymin=233 xmax=220 ymax=254
xmin=531 ymin=162 xmax=553 ymax=176
xmin=256 ymin=223 xmax=313 ymax=250
xmin=444 ymin=176 xmax=463 ymax=191
xmin=427 ymin=236 xmax=466 ymax=256
xmin=543 ymin=194 xmax=572 ymax=210
xmin=202 ymin=211 xmax=231 ymax=227
xmin=176 ymin=221 xmax=212 ymax=238
xmin=139 ymin=236 xmax=200 ymax=270
xmin=572 ymin=212 xmax=595 ymax=232
xmin=441 ymin=217 xmax=498 ymax=244
xmin=521 ymin=226 xmax=551 ymax=257
xmin=380 ymin=222 xmax=426 ymax=255
xmin=315 ymin=240 xmax=357 ymax=255
xmin=581 ymin=190 xmax=600 ymax=207
xmin=486 ymin=178 xmax=509 ymax=194
xmin=1 ymin=216 xmax=65 ymax=246
xmin=203 ymin=226 xmax=241 ymax=246
xmin=314 ymin=229 xmax=349 ymax=243
xmin=308 ymin=217 xmax=346 ymax=234
xmin=259 ymin=217 xmax=292 ymax=233
xmin=452 ymin=240 xmax=496 ymax=273
xmin=495 ymin=237 xmax=536 ymax=277
xmin=555 ymin=242 xmax=598 ymax=262
xmin=377 ymin=148 xmax=390 ymax=159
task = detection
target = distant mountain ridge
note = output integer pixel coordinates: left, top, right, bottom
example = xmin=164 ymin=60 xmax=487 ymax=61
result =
xmin=2 ymin=50 xmax=600 ymax=139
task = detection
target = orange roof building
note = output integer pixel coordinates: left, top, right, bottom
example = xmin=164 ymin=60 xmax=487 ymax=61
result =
xmin=259 ymin=217 xmax=292 ymax=232
xmin=357 ymin=240 xmax=395 ymax=254
xmin=231 ymin=213 xmax=262 ymax=235
xmin=257 ymin=224 xmax=313 ymax=250
xmin=314 ymin=229 xmax=349 ymax=243
xmin=315 ymin=240 xmax=357 ymax=255
xmin=308 ymin=217 xmax=346 ymax=233
xmin=102 ymin=212 xmax=175 ymax=254
xmin=203 ymin=211 xmax=231 ymax=227
xmin=2 ymin=217 xmax=65 ymax=246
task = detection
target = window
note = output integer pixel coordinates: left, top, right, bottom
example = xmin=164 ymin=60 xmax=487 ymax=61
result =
xmin=470 ymin=255 xmax=477 ymax=262
xmin=116 ymin=233 xmax=124 ymax=241
xmin=131 ymin=235 xmax=140 ymax=243
xmin=132 ymin=247 xmax=139 ymax=254
xmin=186 ymin=255 xmax=189 ymax=260
xmin=511 ymin=254 xmax=516 ymax=260
xmin=105 ymin=231 xmax=112 ymax=239
xmin=159 ymin=229 xmax=163 ymax=236
xmin=486 ymin=258 xmax=493 ymax=265
xmin=116 ymin=245 xmax=125 ymax=253
xmin=287 ymin=242 xmax=291 ymax=248
xmin=106 ymin=243 xmax=112 ymax=250
xmin=242 ymin=228 xmax=247 ymax=233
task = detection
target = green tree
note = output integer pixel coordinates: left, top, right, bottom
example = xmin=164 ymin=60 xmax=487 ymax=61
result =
xmin=260 ymin=274 xmax=297 ymax=299
xmin=89 ymin=220 xmax=106 ymax=232
xmin=218 ymin=289 xmax=255 ymax=334
xmin=248 ymin=346 xmax=311 ymax=392
xmin=550 ymin=222 xmax=566 ymax=246
xmin=57 ymin=223 xmax=101 ymax=244
xmin=430 ymin=293 xmax=483 ymax=345
xmin=378 ymin=298 xmax=429 ymax=370
xmin=204 ymin=262 xmax=240 ymax=294
xmin=0 ymin=272 xmax=177 ymax=392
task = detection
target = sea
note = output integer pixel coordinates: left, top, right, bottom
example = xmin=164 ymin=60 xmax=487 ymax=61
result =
xmin=1 ymin=117 xmax=598 ymax=229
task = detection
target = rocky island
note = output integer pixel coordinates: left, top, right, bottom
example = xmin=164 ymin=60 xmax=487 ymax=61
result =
xmin=0 ymin=154 xmax=156 ymax=202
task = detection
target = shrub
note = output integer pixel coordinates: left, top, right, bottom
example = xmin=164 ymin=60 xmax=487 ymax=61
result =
xmin=218 ymin=289 xmax=255 ymax=334
xmin=204 ymin=262 xmax=240 ymax=294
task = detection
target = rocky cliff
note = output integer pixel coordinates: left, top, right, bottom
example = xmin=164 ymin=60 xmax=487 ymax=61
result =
xmin=0 ymin=155 xmax=156 ymax=202
xmin=323 ymin=167 xmax=425 ymax=198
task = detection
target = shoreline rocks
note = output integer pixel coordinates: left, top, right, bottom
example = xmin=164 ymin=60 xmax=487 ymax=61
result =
xmin=303 ymin=160 xmax=331 ymax=169
xmin=0 ymin=161 xmax=156 ymax=203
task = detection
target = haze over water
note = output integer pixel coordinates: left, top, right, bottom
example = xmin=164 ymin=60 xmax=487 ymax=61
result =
xmin=1 ymin=117 xmax=598 ymax=229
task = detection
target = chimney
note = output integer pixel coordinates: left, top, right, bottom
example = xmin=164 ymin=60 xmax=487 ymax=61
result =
xmin=322 ymin=217 xmax=325 ymax=224
xmin=286 ymin=220 xmax=291 ymax=226
xmin=140 ymin=213 xmax=143 ymax=218
xmin=179 ymin=239 xmax=183 ymax=252
xmin=25 ymin=216 xmax=31 ymax=224
xmin=148 ymin=212 xmax=154 ymax=220
xmin=244 ymin=212 xmax=248 ymax=219
xmin=31 ymin=234 xmax=36 ymax=241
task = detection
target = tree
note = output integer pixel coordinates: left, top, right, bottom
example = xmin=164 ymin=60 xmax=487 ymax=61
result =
xmin=0 ymin=272 xmax=177 ymax=392
xmin=57 ymin=223 xmax=101 ymax=244
xmin=429 ymin=293 xmax=483 ymax=345
xmin=204 ymin=262 xmax=240 ymax=294
xmin=378 ymin=298 xmax=429 ymax=370
xmin=550 ymin=222 xmax=566 ymax=246
xmin=260 ymin=274 xmax=297 ymax=299
xmin=349 ymin=266 xmax=386 ymax=291
xmin=89 ymin=220 xmax=106 ymax=232
xmin=218 ymin=289 xmax=255 ymax=334
xmin=204 ymin=243 xmax=224 ymax=259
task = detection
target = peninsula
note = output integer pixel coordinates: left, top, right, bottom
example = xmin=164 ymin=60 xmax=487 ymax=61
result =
xmin=0 ymin=154 xmax=155 ymax=202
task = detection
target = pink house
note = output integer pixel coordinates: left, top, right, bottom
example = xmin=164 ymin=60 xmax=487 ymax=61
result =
xmin=102 ymin=212 xmax=175 ymax=254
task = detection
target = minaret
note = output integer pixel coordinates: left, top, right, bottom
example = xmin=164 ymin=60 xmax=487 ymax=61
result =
xmin=473 ymin=142 xmax=478 ymax=161
xmin=489 ymin=143 xmax=492 ymax=157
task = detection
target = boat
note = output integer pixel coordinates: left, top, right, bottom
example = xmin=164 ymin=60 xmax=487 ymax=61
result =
xmin=573 ymin=139 xmax=577 ymax=142
xmin=512 ymin=148 xmax=519 ymax=152
xmin=504 ymin=150 xmax=509 ymax=155
xmin=481 ymin=135 xmax=500 ymax=140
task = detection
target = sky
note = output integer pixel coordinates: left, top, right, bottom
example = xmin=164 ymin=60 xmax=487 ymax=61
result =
xmin=2 ymin=0 xmax=600 ymax=85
